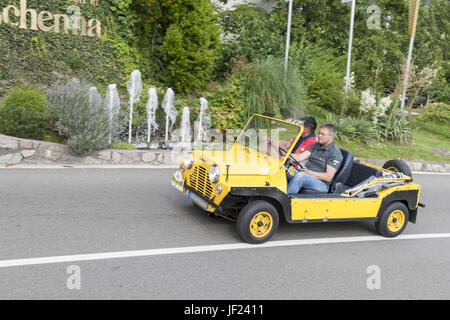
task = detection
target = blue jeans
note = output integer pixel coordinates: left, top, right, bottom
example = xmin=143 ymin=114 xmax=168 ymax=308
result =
xmin=286 ymin=171 xmax=328 ymax=194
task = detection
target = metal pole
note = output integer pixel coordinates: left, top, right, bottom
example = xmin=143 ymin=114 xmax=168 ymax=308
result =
xmin=401 ymin=0 xmax=420 ymax=110
xmin=400 ymin=36 xmax=415 ymax=109
xmin=345 ymin=0 xmax=356 ymax=92
xmin=284 ymin=0 xmax=293 ymax=73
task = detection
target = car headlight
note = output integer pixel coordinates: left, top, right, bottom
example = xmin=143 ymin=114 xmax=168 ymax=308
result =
xmin=209 ymin=165 xmax=220 ymax=183
xmin=174 ymin=170 xmax=183 ymax=182
xmin=184 ymin=152 xmax=194 ymax=169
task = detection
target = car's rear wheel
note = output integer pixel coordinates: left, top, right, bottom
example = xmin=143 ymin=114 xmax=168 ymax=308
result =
xmin=236 ymin=200 xmax=279 ymax=244
xmin=375 ymin=202 xmax=409 ymax=237
xmin=382 ymin=159 xmax=412 ymax=177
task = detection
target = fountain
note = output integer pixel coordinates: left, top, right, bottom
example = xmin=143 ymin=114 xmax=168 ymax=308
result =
xmin=88 ymin=86 xmax=102 ymax=108
xmin=161 ymin=87 xmax=178 ymax=149
xmin=127 ymin=70 xmax=143 ymax=144
xmin=105 ymin=84 xmax=121 ymax=145
xmin=196 ymin=97 xmax=211 ymax=143
xmin=146 ymin=88 xmax=159 ymax=148
xmin=178 ymin=106 xmax=192 ymax=150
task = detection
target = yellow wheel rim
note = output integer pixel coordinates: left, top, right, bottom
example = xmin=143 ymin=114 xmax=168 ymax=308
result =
xmin=250 ymin=212 xmax=273 ymax=238
xmin=387 ymin=210 xmax=405 ymax=232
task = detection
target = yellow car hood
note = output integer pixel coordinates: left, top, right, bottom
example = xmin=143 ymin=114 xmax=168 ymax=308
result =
xmin=193 ymin=147 xmax=280 ymax=176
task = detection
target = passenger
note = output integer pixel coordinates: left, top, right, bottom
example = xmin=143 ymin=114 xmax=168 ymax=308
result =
xmin=263 ymin=116 xmax=317 ymax=159
xmin=286 ymin=123 xmax=343 ymax=194
xmin=280 ymin=116 xmax=317 ymax=154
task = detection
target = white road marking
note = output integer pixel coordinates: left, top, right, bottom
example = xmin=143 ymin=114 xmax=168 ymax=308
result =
xmin=1 ymin=233 xmax=450 ymax=268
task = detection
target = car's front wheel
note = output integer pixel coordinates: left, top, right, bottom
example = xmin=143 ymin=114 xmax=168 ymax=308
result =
xmin=375 ymin=202 xmax=409 ymax=237
xmin=236 ymin=200 xmax=279 ymax=244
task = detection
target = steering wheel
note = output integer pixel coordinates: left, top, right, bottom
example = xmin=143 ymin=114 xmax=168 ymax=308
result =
xmin=279 ymin=147 xmax=303 ymax=172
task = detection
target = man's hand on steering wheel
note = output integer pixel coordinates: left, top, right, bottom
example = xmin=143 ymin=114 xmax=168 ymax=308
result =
xmin=279 ymin=147 xmax=302 ymax=171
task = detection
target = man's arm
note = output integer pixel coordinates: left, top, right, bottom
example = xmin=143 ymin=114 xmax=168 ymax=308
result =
xmin=291 ymin=150 xmax=311 ymax=163
xmin=279 ymin=140 xmax=291 ymax=150
xmin=304 ymin=165 xmax=337 ymax=183
xmin=304 ymin=148 xmax=342 ymax=182
xmin=302 ymin=166 xmax=337 ymax=182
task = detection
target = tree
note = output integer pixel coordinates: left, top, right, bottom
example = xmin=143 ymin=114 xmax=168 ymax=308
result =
xmin=217 ymin=0 xmax=448 ymax=103
xmin=135 ymin=0 xmax=221 ymax=91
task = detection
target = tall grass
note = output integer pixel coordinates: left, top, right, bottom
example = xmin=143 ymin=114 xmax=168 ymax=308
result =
xmin=241 ymin=56 xmax=308 ymax=119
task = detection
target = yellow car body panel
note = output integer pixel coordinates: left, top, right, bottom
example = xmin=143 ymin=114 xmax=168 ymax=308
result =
xmin=173 ymin=114 xmax=422 ymax=229
xmin=291 ymin=197 xmax=382 ymax=221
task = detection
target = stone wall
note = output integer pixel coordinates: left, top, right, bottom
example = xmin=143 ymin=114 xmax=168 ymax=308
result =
xmin=0 ymin=134 xmax=184 ymax=166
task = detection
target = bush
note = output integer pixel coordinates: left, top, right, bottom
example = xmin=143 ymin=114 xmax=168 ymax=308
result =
xmin=375 ymin=101 xmax=412 ymax=143
xmin=0 ymin=85 xmax=49 ymax=139
xmin=47 ymin=80 xmax=109 ymax=156
xmin=417 ymin=102 xmax=450 ymax=124
xmin=215 ymin=5 xmax=286 ymax=78
xmin=325 ymin=114 xmax=378 ymax=143
xmin=208 ymin=83 xmax=246 ymax=130
xmin=302 ymin=49 xmax=347 ymax=115
xmin=413 ymin=102 xmax=450 ymax=140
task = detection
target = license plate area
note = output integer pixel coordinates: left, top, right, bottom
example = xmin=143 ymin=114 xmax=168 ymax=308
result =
xmin=188 ymin=190 xmax=210 ymax=211
xmin=171 ymin=175 xmax=184 ymax=192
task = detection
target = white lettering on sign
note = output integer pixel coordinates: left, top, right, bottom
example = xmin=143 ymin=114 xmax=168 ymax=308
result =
xmin=0 ymin=0 xmax=102 ymax=39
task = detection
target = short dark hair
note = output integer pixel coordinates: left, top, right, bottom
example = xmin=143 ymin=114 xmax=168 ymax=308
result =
xmin=320 ymin=123 xmax=337 ymax=136
xmin=299 ymin=116 xmax=317 ymax=133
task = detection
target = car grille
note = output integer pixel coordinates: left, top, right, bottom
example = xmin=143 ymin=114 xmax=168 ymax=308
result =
xmin=188 ymin=165 xmax=213 ymax=199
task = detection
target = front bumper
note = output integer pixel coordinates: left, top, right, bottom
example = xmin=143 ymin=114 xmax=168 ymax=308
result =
xmin=171 ymin=171 xmax=216 ymax=213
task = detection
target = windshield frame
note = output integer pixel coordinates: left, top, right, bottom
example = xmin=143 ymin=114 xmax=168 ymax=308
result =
xmin=234 ymin=114 xmax=304 ymax=167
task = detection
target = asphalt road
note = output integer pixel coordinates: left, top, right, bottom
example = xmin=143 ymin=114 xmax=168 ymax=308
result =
xmin=0 ymin=168 xmax=449 ymax=300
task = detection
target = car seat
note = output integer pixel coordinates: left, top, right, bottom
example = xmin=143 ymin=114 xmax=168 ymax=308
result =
xmin=328 ymin=149 xmax=354 ymax=193
xmin=297 ymin=149 xmax=353 ymax=194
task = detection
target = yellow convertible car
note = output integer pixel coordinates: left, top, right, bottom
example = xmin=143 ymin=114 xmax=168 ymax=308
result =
xmin=171 ymin=114 xmax=424 ymax=244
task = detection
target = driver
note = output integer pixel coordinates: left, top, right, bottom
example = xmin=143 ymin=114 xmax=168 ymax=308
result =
xmin=286 ymin=123 xmax=343 ymax=194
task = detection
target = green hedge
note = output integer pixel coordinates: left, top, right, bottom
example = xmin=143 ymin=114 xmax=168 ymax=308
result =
xmin=0 ymin=0 xmax=123 ymax=97
xmin=418 ymin=102 xmax=450 ymax=124
xmin=0 ymin=84 xmax=49 ymax=139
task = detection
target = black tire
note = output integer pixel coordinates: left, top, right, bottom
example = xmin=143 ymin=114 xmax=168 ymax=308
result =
xmin=375 ymin=202 xmax=409 ymax=237
xmin=236 ymin=200 xmax=279 ymax=244
xmin=382 ymin=159 xmax=412 ymax=177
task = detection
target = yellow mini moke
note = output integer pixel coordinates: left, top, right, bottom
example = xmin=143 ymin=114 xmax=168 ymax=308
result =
xmin=171 ymin=114 xmax=424 ymax=244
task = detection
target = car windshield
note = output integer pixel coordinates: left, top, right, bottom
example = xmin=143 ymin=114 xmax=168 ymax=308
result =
xmin=235 ymin=114 xmax=303 ymax=160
